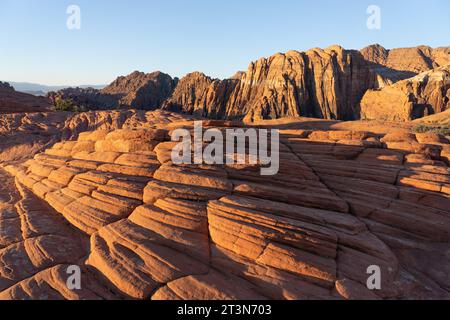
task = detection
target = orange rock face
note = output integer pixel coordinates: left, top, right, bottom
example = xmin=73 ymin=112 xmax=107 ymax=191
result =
xmin=0 ymin=110 xmax=449 ymax=300
xmin=361 ymin=44 xmax=449 ymax=74
xmin=45 ymin=45 xmax=449 ymax=122
xmin=361 ymin=66 xmax=449 ymax=121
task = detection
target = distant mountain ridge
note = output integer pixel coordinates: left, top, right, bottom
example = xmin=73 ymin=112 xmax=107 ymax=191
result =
xmin=4 ymin=82 xmax=106 ymax=96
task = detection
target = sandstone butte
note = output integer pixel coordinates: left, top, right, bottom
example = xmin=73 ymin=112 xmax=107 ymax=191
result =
xmin=0 ymin=109 xmax=449 ymax=300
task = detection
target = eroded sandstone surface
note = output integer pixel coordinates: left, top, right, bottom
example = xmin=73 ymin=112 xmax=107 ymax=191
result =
xmin=0 ymin=110 xmax=449 ymax=300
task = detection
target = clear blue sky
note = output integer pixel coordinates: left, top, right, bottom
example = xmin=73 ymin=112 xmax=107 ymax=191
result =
xmin=1 ymin=0 xmax=448 ymax=85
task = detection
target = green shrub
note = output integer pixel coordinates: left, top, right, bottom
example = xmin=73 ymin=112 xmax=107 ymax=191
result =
xmin=413 ymin=124 xmax=450 ymax=136
xmin=53 ymin=98 xmax=87 ymax=112
xmin=53 ymin=98 xmax=76 ymax=111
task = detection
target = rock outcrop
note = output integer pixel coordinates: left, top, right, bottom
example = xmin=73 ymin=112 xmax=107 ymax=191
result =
xmin=361 ymin=66 xmax=449 ymax=121
xmin=48 ymin=45 xmax=449 ymax=121
xmin=101 ymin=71 xmax=178 ymax=109
xmin=162 ymin=72 xmax=239 ymax=119
xmin=1 ymin=111 xmax=449 ymax=300
xmin=164 ymin=45 xmax=449 ymax=121
xmin=163 ymin=46 xmax=404 ymax=121
xmin=415 ymin=109 xmax=450 ymax=126
xmin=0 ymin=82 xmax=52 ymax=114
xmin=48 ymin=71 xmax=178 ymax=110
xmin=0 ymin=110 xmax=191 ymax=163
xmin=361 ymin=44 xmax=450 ymax=74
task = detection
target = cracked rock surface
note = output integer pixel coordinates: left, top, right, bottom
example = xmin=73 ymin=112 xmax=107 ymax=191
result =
xmin=0 ymin=110 xmax=449 ymax=300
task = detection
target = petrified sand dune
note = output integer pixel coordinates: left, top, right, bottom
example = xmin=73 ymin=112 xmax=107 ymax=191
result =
xmin=0 ymin=110 xmax=449 ymax=300
xmin=0 ymin=110 xmax=190 ymax=163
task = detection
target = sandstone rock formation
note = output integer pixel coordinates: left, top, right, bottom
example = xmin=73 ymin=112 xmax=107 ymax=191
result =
xmin=361 ymin=44 xmax=450 ymax=74
xmin=101 ymin=71 xmax=178 ymax=109
xmin=162 ymin=72 xmax=239 ymax=119
xmin=47 ymin=45 xmax=449 ymax=121
xmin=0 ymin=82 xmax=52 ymax=114
xmin=415 ymin=109 xmax=450 ymax=126
xmin=361 ymin=66 xmax=449 ymax=121
xmin=0 ymin=110 xmax=190 ymax=163
xmin=47 ymin=71 xmax=178 ymax=110
xmin=164 ymin=45 xmax=449 ymax=121
xmin=0 ymin=110 xmax=449 ymax=300
xmin=163 ymin=46 xmax=405 ymax=121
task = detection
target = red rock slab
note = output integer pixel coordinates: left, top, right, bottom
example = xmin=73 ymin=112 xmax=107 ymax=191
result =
xmin=72 ymin=151 xmax=122 ymax=164
xmin=86 ymin=199 xmax=210 ymax=299
xmin=210 ymin=244 xmax=333 ymax=299
xmin=397 ymin=176 xmax=448 ymax=193
xmin=368 ymin=201 xmax=450 ymax=241
xmin=154 ymin=164 xmax=232 ymax=191
xmin=398 ymin=187 xmax=450 ymax=212
xmin=61 ymin=195 xmax=135 ymax=235
xmin=0 ymin=205 xmax=22 ymax=249
xmin=154 ymin=141 xmax=179 ymax=164
xmin=14 ymin=182 xmax=82 ymax=239
xmin=152 ymin=269 xmax=268 ymax=300
xmin=144 ymin=180 xmax=231 ymax=204
xmin=320 ymin=174 xmax=399 ymax=199
xmin=48 ymin=166 xmax=86 ymax=186
xmin=78 ymin=130 xmax=110 ymax=142
xmin=97 ymin=163 xmax=157 ymax=178
xmin=95 ymin=139 xmax=160 ymax=153
xmin=0 ymin=235 xmax=85 ymax=291
xmin=34 ymin=153 xmax=70 ymax=167
xmin=217 ymin=196 xmax=365 ymax=235
xmin=207 ymin=199 xmax=338 ymax=285
xmin=302 ymin=158 xmax=400 ymax=184
xmin=0 ymin=265 xmax=119 ymax=300
xmin=357 ymin=148 xmax=405 ymax=165
xmin=334 ymin=279 xmax=380 ymax=300
xmin=143 ymin=164 xmax=233 ymax=204
xmin=232 ymin=180 xmax=349 ymax=213
xmin=114 ymin=153 xmax=159 ymax=168
xmin=105 ymin=129 xmax=169 ymax=142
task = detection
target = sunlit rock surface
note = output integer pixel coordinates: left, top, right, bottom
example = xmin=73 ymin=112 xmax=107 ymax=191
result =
xmin=0 ymin=110 xmax=449 ymax=300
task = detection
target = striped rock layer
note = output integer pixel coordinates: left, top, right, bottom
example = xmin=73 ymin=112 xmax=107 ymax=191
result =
xmin=0 ymin=115 xmax=449 ymax=300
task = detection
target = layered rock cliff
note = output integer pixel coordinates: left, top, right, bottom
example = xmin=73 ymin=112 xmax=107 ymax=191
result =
xmin=361 ymin=65 xmax=450 ymax=121
xmin=162 ymin=72 xmax=239 ymax=119
xmin=224 ymin=46 xmax=387 ymax=121
xmin=163 ymin=46 xmax=392 ymax=120
xmin=361 ymin=44 xmax=450 ymax=74
xmin=46 ymin=44 xmax=450 ymax=121
xmin=164 ymin=45 xmax=449 ymax=121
